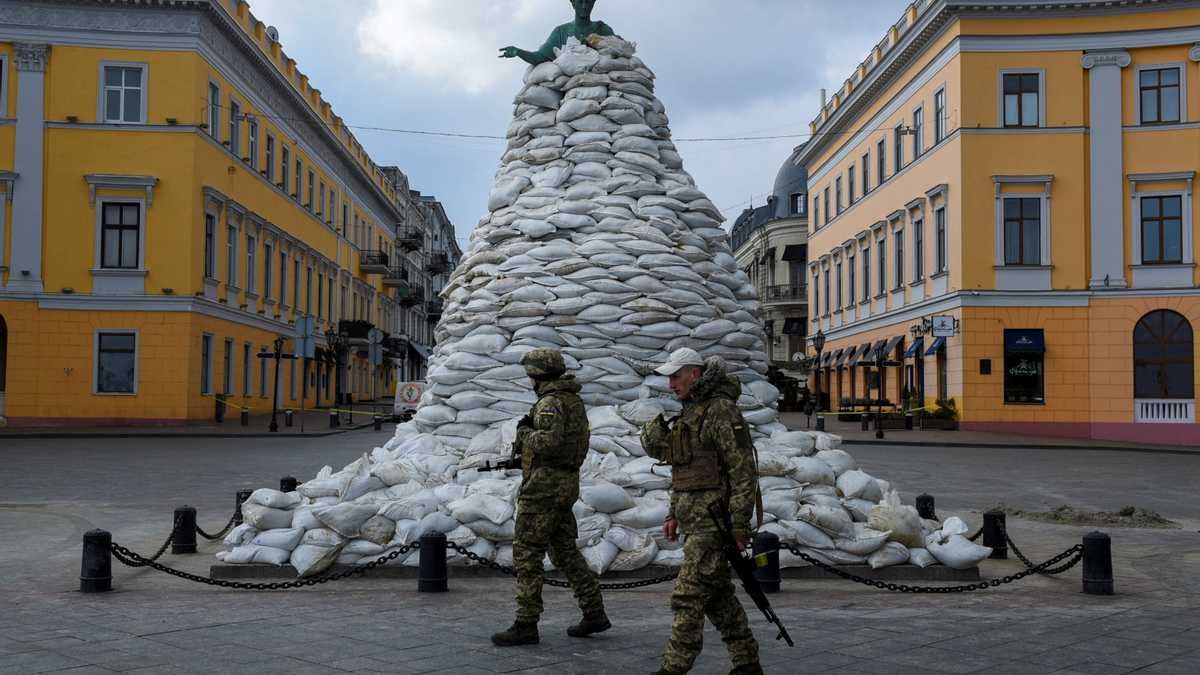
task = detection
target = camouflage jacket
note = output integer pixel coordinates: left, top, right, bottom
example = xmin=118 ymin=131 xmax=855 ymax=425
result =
xmin=515 ymin=375 xmax=590 ymax=512
xmin=641 ymin=363 xmax=758 ymax=538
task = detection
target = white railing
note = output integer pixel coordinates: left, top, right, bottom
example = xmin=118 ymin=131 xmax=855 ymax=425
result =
xmin=1134 ymin=399 xmax=1195 ymax=424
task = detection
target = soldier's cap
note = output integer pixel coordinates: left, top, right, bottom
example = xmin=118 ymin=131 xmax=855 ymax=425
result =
xmin=520 ymin=348 xmax=567 ymax=377
xmin=655 ymin=347 xmax=705 ymax=376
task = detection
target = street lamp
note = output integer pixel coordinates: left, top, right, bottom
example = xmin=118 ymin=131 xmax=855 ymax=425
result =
xmin=325 ymin=328 xmax=346 ymax=422
xmin=257 ymin=336 xmax=296 ymax=433
xmin=811 ymin=330 xmax=826 ymax=431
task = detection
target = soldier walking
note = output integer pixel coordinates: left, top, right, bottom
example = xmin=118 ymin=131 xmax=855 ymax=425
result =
xmin=641 ymin=348 xmax=763 ymax=675
xmin=492 ymin=348 xmax=611 ymax=646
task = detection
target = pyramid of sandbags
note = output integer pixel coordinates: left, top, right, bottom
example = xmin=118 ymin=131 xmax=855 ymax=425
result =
xmin=218 ymin=36 xmax=993 ymax=577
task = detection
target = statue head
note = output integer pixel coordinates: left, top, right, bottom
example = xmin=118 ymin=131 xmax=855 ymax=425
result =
xmin=570 ymin=0 xmax=597 ymax=22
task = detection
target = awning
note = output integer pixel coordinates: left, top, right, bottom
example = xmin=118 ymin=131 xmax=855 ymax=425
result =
xmin=881 ymin=335 xmax=905 ymax=360
xmin=860 ymin=339 xmax=886 ymax=364
xmin=925 ymin=336 xmax=946 ymax=356
xmin=1005 ymin=329 xmax=1045 ymax=353
xmin=782 ymin=318 xmax=805 ymax=335
xmin=842 ymin=344 xmax=859 ymax=365
xmin=821 ymin=351 xmax=834 ymax=367
xmin=833 ymin=348 xmax=851 ymax=367
xmin=762 ymin=247 xmax=776 ymax=263
xmin=409 ymin=342 xmax=432 ymax=360
xmin=855 ymin=342 xmax=874 ymax=365
xmin=904 ymin=337 xmax=924 ymax=358
xmin=781 ymin=245 xmax=807 ymax=261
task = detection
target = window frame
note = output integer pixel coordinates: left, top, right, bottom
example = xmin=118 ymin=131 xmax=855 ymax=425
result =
xmin=876 ymin=234 xmax=887 ymax=298
xmin=998 ymin=69 xmax=1045 ymax=129
xmin=200 ymin=333 xmax=213 ymax=395
xmin=98 ymin=61 xmax=148 ymax=125
xmin=228 ymin=97 xmax=241 ymax=156
xmin=912 ymin=216 xmax=925 ymax=281
xmin=934 ymin=86 xmax=946 ymax=143
xmin=281 ymin=146 xmax=290 ymax=190
xmin=263 ymin=241 xmax=274 ymax=301
xmin=861 ymin=152 xmax=870 ymax=194
xmin=94 ymin=329 xmax=139 ymax=395
xmin=0 ymin=54 xmax=8 ymax=118
xmin=95 ymin=199 xmax=144 ymax=271
xmin=834 ymin=260 xmax=843 ymax=310
xmin=307 ymin=170 xmax=315 ymax=210
xmin=912 ymin=105 xmax=924 ymax=156
xmin=993 ymin=176 xmax=1053 ymax=273
xmin=245 ymin=233 xmax=257 ymax=295
xmin=823 ymin=186 xmax=830 ymax=225
xmin=1137 ymin=193 xmax=1186 ymax=265
xmin=242 ymin=342 xmax=252 ymax=397
xmin=1135 ymin=64 xmax=1186 ymax=126
xmin=207 ymin=80 xmax=221 ymax=139
xmin=893 ymin=124 xmax=905 ymax=173
xmin=294 ymin=159 xmax=302 ymax=200
xmin=279 ymin=250 xmax=289 ymax=309
xmin=226 ymin=223 xmax=238 ymax=288
xmin=247 ymin=117 xmax=259 ymax=168
xmin=893 ymin=226 xmax=905 ymax=290
xmin=861 ymin=244 xmax=871 ymax=303
xmin=1003 ymin=329 xmax=1045 ymax=405
xmin=835 ymin=177 xmax=843 ymax=214
xmin=848 ymin=252 xmax=856 ymax=304
xmin=264 ymin=134 xmax=275 ymax=182
xmin=935 ymin=206 xmax=948 ymax=275
xmin=1001 ymin=196 xmax=1044 ymax=266
xmin=222 ymin=338 xmax=234 ymax=396
xmin=203 ymin=211 xmax=217 ymax=279
xmin=847 ymin=166 xmax=856 ymax=206
xmin=813 ymin=195 xmax=821 ymax=230
xmin=876 ymin=138 xmax=887 ymax=184
xmin=1133 ymin=310 xmax=1195 ymax=399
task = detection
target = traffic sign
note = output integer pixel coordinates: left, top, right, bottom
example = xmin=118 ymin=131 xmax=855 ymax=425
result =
xmin=294 ymin=316 xmax=316 ymax=359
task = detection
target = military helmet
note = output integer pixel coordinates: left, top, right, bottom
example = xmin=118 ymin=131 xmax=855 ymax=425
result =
xmin=521 ymin=348 xmax=567 ymax=378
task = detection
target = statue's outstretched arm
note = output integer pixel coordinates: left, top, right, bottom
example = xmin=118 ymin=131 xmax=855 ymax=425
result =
xmin=499 ymin=26 xmax=563 ymax=66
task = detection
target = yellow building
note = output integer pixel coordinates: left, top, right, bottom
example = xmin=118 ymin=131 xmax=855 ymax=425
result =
xmin=799 ymin=0 xmax=1200 ymax=445
xmin=0 ymin=0 xmax=455 ymax=426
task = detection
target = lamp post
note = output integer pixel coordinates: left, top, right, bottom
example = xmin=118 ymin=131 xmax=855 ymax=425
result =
xmin=811 ymin=330 xmax=826 ymax=431
xmin=325 ymin=328 xmax=346 ymax=423
xmin=257 ymin=336 xmax=295 ymax=433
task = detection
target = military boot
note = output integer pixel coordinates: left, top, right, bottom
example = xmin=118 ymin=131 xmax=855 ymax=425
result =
xmin=566 ymin=609 xmax=611 ymax=637
xmin=729 ymin=662 xmax=765 ymax=675
xmin=491 ymin=620 xmax=539 ymax=646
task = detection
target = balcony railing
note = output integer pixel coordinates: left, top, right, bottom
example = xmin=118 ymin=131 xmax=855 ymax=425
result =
xmin=396 ymin=285 xmax=421 ymax=308
xmin=426 ymin=299 xmax=444 ymax=320
xmin=359 ymin=250 xmax=389 ymax=274
xmin=337 ymin=319 xmax=374 ymax=340
xmin=382 ymin=266 xmax=410 ymax=289
xmin=762 ymin=284 xmax=808 ymax=304
xmin=1135 ymin=398 xmax=1195 ymax=424
xmin=397 ymin=229 xmax=422 ymax=252
xmin=428 ymin=253 xmax=450 ymax=275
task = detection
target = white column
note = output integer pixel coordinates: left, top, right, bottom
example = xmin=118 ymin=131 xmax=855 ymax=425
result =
xmin=1083 ymin=49 xmax=1131 ymax=289
xmin=8 ymin=43 xmax=48 ymax=293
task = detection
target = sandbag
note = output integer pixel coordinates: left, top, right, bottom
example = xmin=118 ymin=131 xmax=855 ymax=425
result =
xmin=796 ymin=504 xmax=854 ymax=537
xmin=927 ymin=530 xmax=992 ymax=570
xmin=867 ymin=541 xmax=911 ymax=569
xmin=223 ymin=544 xmax=291 ymax=566
xmin=908 ymin=547 xmax=938 ymax=568
xmin=780 ymin=520 xmax=835 ymax=550
xmin=223 ymin=523 xmax=257 ymax=550
xmin=448 ymin=494 xmax=514 ymax=526
xmin=789 ymin=457 xmax=836 ymax=486
xmin=581 ymin=480 xmax=635 ymax=513
xmin=250 ymin=527 xmax=304 ymax=552
xmin=815 ymin=449 xmax=857 ymax=476
xmin=314 ymin=503 xmax=379 ymax=538
xmin=836 ymin=470 xmax=883 ymax=502
xmin=240 ymin=502 xmax=294 ymax=531
xmin=868 ymin=490 xmax=924 ymax=548
xmin=358 ymin=515 xmax=396 ymax=546
xmin=611 ymin=498 xmax=669 ymax=529
xmin=247 ymin=488 xmax=302 ymax=510
xmin=290 ymin=542 xmax=345 ymax=577
xmin=581 ymin=540 xmax=620 ymax=575
xmin=834 ymin=524 xmax=891 ymax=556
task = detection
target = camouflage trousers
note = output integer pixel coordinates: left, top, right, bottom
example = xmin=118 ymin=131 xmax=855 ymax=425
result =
xmin=512 ymin=508 xmax=604 ymax=623
xmin=661 ymin=531 xmax=759 ymax=673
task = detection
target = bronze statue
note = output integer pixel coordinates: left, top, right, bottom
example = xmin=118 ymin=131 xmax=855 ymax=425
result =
xmin=499 ymin=0 xmax=615 ymax=66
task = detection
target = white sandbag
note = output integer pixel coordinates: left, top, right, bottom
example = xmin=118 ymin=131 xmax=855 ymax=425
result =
xmin=603 ymin=525 xmax=650 ymax=552
xmin=450 ymin=539 xmax=495 ymax=567
xmin=908 ymin=547 xmax=938 ymax=568
xmin=291 ymin=542 xmax=345 ymax=577
xmin=291 ymin=506 xmax=323 ymax=531
xmin=926 ymin=533 xmax=992 ymax=570
xmin=223 ymin=524 xmax=257 ymax=550
xmin=789 ymin=457 xmax=836 ymax=486
xmin=342 ymin=475 xmax=386 ymax=503
xmin=379 ymin=491 xmax=441 ymax=522
xmin=495 ymin=544 xmax=514 ymax=568
xmin=314 ymin=503 xmax=379 ymax=538
xmin=762 ymin=491 xmax=801 ymax=521
xmin=419 ymin=512 xmax=462 ymax=538
xmin=940 ymin=516 xmax=970 ymax=537
xmin=463 ymin=518 xmax=514 ymax=541
xmin=811 ymin=432 xmax=842 ymax=451
xmin=240 ymin=502 xmax=295 ymax=531
xmin=653 ymin=548 xmax=685 ymax=566
xmin=247 ymin=488 xmax=302 ymax=510
xmin=867 ymin=542 xmax=911 ymax=569
xmin=815 ymin=449 xmax=857 ymax=476
xmin=770 ymin=430 xmax=816 ymax=456
xmin=834 ymin=524 xmax=891 ymax=556
xmin=358 ymin=516 xmax=396 ymax=546
xmin=755 ymin=451 xmax=791 ymax=477
xmin=392 ymin=519 xmax=422 ymax=546
xmin=797 ymin=547 xmax=867 ymax=566
xmin=297 ymin=477 xmax=343 ymax=499
xmin=836 ymin=470 xmax=883 ymax=502
xmin=610 ymin=538 xmax=659 ymax=572
xmin=448 ymin=494 xmax=514 ymax=526
xmin=868 ymin=490 xmax=925 ymax=548
xmin=780 ymin=520 xmax=835 ymax=550
xmin=796 ymin=504 xmax=854 ymax=537
xmin=434 ymin=484 xmax=469 ymax=503
xmin=344 ymin=539 xmax=386 ymax=557
xmin=581 ymin=540 xmax=620 ymax=575
xmin=576 ymin=513 xmax=611 ymax=548
xmin=223 ymin=544 xmax=291 ymax=566
xmin=843 ymin=499 xmax=876 ymax=523
xmin=468 ymin=478 xmax=520 ymax=502
xmin=580 ymin=480 xmax=635 ymax=513
xmin=251 ymin=527 xmax=305 ymax=552
xmin=612 ymin=498 xmax=670 ymax=529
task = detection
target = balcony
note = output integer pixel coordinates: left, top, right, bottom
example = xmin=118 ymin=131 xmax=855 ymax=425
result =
xmin=383 ymin=266 xmax=410 ymax=289
xmin=396 ymin=285 xmax=421 ymax=308
xmin=762 ymin=284 xmax=808 ymax=305
xmin=1135 ymin=398 xmax=1195 ymax=424
xmin=428 ymin=253 xmax=450 ymax=275
xmin=397 ymin=229 xmax=422 ymax=252
xmin=360 ymin=250 xmax=390 ymax=274
xmin=337 ymin=319 xmax=374 ymax=340
xmin=426 ymin=299 xmax=444 ymax=321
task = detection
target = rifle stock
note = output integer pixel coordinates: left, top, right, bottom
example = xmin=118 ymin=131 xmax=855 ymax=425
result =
xmin=707 ymin=502 xmax=794 ymax=647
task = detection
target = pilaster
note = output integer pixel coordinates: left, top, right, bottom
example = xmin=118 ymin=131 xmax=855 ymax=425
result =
xmin=1082 ymin=49 xmax=1131 ymax=289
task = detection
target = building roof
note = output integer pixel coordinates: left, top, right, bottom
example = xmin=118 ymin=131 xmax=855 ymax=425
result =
xmin=771 ymin=145 xmax=808 ymax=219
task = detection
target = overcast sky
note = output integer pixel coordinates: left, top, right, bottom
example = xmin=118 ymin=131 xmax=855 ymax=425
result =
xmin=246 ymin=0 xmax=904 ymax=248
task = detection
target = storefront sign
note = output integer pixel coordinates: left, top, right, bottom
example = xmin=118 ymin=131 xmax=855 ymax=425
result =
xmin=932 ymin=315 xmax=957 ymax=337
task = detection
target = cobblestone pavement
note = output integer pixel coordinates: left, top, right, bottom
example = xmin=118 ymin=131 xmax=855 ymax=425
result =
xmin=1 ymin=429 xmax=1197 ymax=674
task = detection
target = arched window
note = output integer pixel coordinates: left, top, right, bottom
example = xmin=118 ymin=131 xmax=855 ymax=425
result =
xmin=1134 ymin=310 xmax=1194 ymax=399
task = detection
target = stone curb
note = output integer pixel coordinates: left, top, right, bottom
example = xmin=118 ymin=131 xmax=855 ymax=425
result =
xmin=0 ymin=420 xmax=380 ymax=439
xmin=841 ymin=439 xmax=1199 ymax=456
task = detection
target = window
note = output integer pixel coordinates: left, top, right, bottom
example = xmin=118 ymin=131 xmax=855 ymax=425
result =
xmin=200 ymin=335 xmax=213 ymax=394
xmin=292 ymin=259 xmax=300 ymax=309
xmin=812 ymin=272 xmax=820 ymax=316
xmin=848 ymin=254 xmax=856 ymax=304
xmin=204 ymin=213 xmax=216 ymax=278
xmin=913 ymin=217 xmax=924 ymax=279
xmin=342 ymin=203 xmax=349 ymax=235
xmin=100 ymin=202 xmax=140 ymax=269
xmin=229 ymin=99 xmax=241 ymax=155
xmin=259 ymin=351 xmax=268 ymax=397
xmin=912 ymin=107 xmax=924 ymax=156
xmin=279 ymin=251 xmax=288 ymax=307
xmin=935 ymin=207 xmax=947 ymax=273
xmin=1141 ymin=195 xmax=1183 ymax=265
xmin=289 ymin=358 xmax=296 ymax=400
xmin=861 ymin=153 xmax=870 ymax=194
xmin=247 ymin=118 xmax=258 ymax=167
xmin=877 ymin=138 xmax=887 ymax=183
xmin=893 ymin=230 xmax=904 ymax=289
xmin=281 ymin=146 xmax=290 ymax=189
xmin=893 ymin=124 xmax=905 ymax=173
xmin=1134 ymin=310 xmax=1194 ymax=399
xmin=812 ymin=196 xmax=821 ymax=230
xmin=329 ymin=191 xmax=336 ymax=225
xmin=862 ymin=247 xmax=870 ymax=302
xmin=877 ymin=238 xmax=886 ymax=295
xmin=823 ymin=187 xmax=830 ymax=225
xmin=1139 ymin=67 xmax=1181 ymax=125
xmin=263 ymin=242 xmax=273 ymax=300
xmin=317 ymin=272 xmax=324 ymax=320
xmin=294 ymin=159 xmax=302 ymax=200
xmin=305 ymin=266 xmax=313 ymax=315
xmin=242 ymin=343 xmax=251 ymax=396
xmin=1003 ymin=197 xmax=1041 ymax=266
xmin=246 ymin=234 xmax=256 ymax=294
xmin=307 ymin=170 xmax=315 ymax=210
xmin=226 ymin=225 xmax=237 ymax=286
xmin=207 ymin=82 xmax=220 ymax=138
xmin=835 ymin=262 xmax=843 ymax=309
xmin=934 ymin=88 xmax=946 ymax=142
xmin=223 ymin=338 xmax=234 ymax=395
xmin=319 ymin=181 xmax=326 ymax=218
xmin=847 ymin=167 xmax=856 ymax=205
xmin=96 ymin=332 xmax=136 ymax=394
xmin=328 ymin=277 xmax=335 ymax=323
xmin=101 ymin=65 xmax=145 ymax=124
xmin=341 ymin=285 xmax=348 ymax=320
xmin=1003 ymin=73 xmax=1040 ymax=128
xmin=1004 ymin=329 xmax=1044 ymax=404
xmin=265 ymin=135 xmax=275 ymax=181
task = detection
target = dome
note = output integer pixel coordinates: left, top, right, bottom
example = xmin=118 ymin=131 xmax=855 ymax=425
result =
xmin=771 ymin=144 xmax=808 ymax=219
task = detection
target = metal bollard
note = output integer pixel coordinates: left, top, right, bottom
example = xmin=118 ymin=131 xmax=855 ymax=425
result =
xmin=1082 ymin=531 xmax=1114 ymax=595
xmin=373 ymin=415 xmax=382 ymax=431
xmin=915 ymin=493 xmax=937 ymax=520
xmin=280 ymin=476 xmax=298 ymax=493
xmin=329 ymin=410 xmax=339 ymax=429
xmin=418 ymin=531 xmax=448 ymax=593
xmin=172 ymin=506 xmax=198 ymax=555
xmin=234 ymin=489 xmax=252 ymax=526
xmin=752 ymin=531 xmax=781 ymax=594
xmin=815 ymin=415 xmax=825 ymax=432
xmin=214 ymin=396 xmax=225 ymax=423
xmin=284 ymin=409 xmax=294 ymax=427
xmin=860 ymin=415 xmax=869 ymax=431
xmin=982 ymin=510 xmax=1007 ymax=559
xmin=80 ymin=529 xmax=113 ymax=593
xmin=904 ymin=413 xmax=914 ymax=430
xmin=240 ymin=409 xmax=249 ymax=426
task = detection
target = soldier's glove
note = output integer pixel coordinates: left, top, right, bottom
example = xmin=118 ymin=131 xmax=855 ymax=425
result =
xmin=517 ymin=414 xmax=534 ymax=429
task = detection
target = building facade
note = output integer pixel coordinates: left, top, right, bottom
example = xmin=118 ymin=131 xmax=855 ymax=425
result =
xmin=800 ymin=0 xmax=1200 ymax=444
xmin=730 ymin=146 xmax=809 ymax=377
xmin=0 ymin=0 xmax=456 ymax=425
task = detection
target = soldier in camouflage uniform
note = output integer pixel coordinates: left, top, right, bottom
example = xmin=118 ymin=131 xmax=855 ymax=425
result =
xmin=492 ymin=348 xmax=610 ymax=647
xmin=641 ymin=348 xmax=763 ymax=675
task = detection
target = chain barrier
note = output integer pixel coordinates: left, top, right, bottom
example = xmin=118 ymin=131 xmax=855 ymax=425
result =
xmin=195 ymin=512 xmax=237 ymax=541
xmin=1002 ymin=526 xmax=1081 ymax=576
xmin=782 ymin=543 xmax=1082 ymax=593
xmin=108 ymin=541 xmax=419 ymax=590
xmin=116 ymin=515 xmax=182 ymax=567
xmin=445 ymin=542 xmax=679 ymax=590
xmin=968 ymin=527 xmax=983 ymax=542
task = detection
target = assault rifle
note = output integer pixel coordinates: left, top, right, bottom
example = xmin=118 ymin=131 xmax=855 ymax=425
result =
xmin=479 ymin=415 xmax=532 ymax=472
xmin=708 ymin=502 xmax=794 ymax=647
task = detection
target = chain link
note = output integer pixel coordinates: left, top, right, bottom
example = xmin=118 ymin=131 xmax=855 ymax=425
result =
xmin=1002 ymin=525 xmax=1079 ymax=576
xmin=195 ymin=512 xmax=238 ymax=541
xmin=783 ymin=543 xmax=1083 ymax=593
xmin=109 ymin=541 xmax=419 ymax=590
xmin=118 ymin=515 xmax=181 ymax=567
xmin=967 ymin=527 xmax=984 ymax=542
xmin=444 ymin=542 xmax=679 ymax=590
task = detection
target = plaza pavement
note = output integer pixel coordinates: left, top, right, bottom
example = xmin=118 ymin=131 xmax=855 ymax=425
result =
xmin=0 ymin=427 xmax=1197 ymax=674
